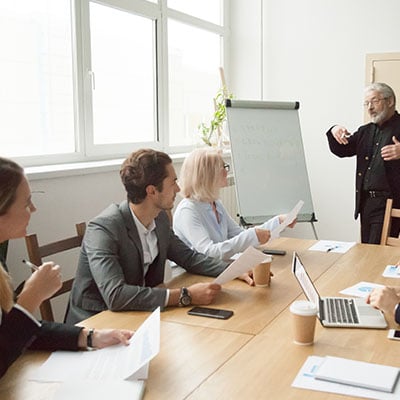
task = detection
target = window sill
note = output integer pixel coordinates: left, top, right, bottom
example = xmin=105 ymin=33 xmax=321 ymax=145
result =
xmin=24 ymin=148 xmax=231 ymax=181
xmin=25 ymin=153 xmax=188 ymax=181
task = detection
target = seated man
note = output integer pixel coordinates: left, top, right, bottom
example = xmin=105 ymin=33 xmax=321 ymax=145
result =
xmin=66 ymin=149 xmax=232 ymax=324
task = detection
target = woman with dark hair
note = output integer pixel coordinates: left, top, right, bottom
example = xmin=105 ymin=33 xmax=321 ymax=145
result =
xmin=0 ymin=157 xmax=133 ymax=379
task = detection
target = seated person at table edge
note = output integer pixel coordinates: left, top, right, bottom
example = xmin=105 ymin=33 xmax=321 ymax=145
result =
xmin=66 ymin=149 xmax=248 ymax=325
xmin=0 ymin=157 xmax=133 ymax=379
xmin=173 ymin=148 xmax=296 ymax=261
xmin=367 ymin=286 xmax=400 ymax=323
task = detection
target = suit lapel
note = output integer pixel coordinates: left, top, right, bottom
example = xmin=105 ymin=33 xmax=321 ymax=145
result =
xmin=119 ymin=200 xmax=144 ymax=265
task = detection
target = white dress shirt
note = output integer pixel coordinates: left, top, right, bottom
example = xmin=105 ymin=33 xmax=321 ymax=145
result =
xmin=130 ymin=208 xmax=170 ymax=305
xmin=173 ymin=198 xmax=280 ymax=261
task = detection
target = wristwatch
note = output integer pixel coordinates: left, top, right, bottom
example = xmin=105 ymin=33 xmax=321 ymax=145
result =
xmin=178 ymin=287 xmax=192 ymax=307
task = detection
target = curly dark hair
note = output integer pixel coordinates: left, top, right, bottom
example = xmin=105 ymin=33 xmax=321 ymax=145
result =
xmin=120 ymin=149 xmax=172 ymax=204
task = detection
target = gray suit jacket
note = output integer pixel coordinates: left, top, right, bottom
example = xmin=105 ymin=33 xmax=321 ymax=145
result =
xmin=65 ymin=201 xmax=227 ymax=324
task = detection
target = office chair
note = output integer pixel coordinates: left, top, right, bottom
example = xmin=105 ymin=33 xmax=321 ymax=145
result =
xmin=380 ymin=199 xmax=400 ymax=246
xmin=24 ymin=222 xmax=86 ymax=321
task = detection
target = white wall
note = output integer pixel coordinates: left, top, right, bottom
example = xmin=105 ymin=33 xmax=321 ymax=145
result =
xmin=230 ymin=0 xmax=400 ymax=241
xmin=7 ymin=168 xmax=126 ymax=320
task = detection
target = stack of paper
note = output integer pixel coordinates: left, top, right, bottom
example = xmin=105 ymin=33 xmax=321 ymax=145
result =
xmin=293 ymin=356 xmax=400 ymax=399
xmin=315 ymin=356 xmax=400 ymax=393
xmin=30 ymin=308 xmax=161 ymax=400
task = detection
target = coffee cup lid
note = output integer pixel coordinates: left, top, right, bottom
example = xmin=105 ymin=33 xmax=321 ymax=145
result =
xmin=262 ymin=255 xmax=272 ymax=263
xmin=290 ymin=300 xmax=318 ymax=316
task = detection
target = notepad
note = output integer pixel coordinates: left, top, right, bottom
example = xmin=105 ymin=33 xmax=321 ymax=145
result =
xmin=314 ymin=356 xmax=400 ymax=393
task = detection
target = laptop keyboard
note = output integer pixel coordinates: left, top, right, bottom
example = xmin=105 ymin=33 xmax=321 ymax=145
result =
xmin=326 ymin=298 xmax=359 ymax=324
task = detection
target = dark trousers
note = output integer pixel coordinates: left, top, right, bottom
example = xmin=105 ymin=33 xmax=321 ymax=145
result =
xmin=360 ymin=196 xmax=400 ymax=244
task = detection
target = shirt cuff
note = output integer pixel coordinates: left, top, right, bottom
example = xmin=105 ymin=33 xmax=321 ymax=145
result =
xmin=164 ymin=289 xmax=170 ymax=307
xmin=13 ymin=304 xmax=41 ymax=327
xmin=394 ymin=303 xmax=400 ymax=324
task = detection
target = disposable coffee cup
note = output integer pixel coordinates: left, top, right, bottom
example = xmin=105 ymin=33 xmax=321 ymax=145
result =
xmin=289 ymin=300 xmax=318 ymax=345
xmin=252 ymin=255 xmax=272 ymax=287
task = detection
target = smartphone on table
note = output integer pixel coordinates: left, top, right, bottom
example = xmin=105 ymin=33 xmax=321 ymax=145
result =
xmin=387 ymin=329 xmax=400 ymax=340
xmin=262 ymin=249 xmax=286 ymax=256
xmin=188 ymin=307 xmax=233 ymax=320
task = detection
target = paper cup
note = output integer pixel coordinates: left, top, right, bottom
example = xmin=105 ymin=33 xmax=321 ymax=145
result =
xmin=290 ymin=300 xmax=318 ymax=345
xmin=253 ymin=255 xmax=272 ymax=287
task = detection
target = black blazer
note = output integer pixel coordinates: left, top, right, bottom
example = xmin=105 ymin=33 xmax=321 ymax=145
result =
xmin=0 ymin=306 xmax=81 ymax=379
xmin=326 ymin=111 xmax=400 ymax=218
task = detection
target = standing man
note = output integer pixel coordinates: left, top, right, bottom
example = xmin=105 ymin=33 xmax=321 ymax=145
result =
xmin=326 ymin=82 xmax=400 ymax=243
xmin=66 ymin=149 xmax=231 ymax=324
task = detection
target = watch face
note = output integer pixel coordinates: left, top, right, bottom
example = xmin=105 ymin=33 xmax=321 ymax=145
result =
xmin=180 ymin=295 xmax=191 ymax=306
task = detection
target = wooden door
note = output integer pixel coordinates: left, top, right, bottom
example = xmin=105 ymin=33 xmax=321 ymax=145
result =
xmin=365 ymin=52 xmax=400 ymax=121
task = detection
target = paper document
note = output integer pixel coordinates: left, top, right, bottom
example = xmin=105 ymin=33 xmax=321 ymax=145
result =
xmin=55 ymin=380 xmax=146 ymax=400
xmin=383 ymin=265 xmax=400 ymax=278
xmin=308 ymin=240 xmax=356 ymax=253
xmin=340 ymin=281 xmax=385 ymax=298
xmin=315 ymin=356 xmax=400 ymax=393
xmin=293 ymin=356 xmax=400 ymax=399
xmin=214 ymin=246 xmax=267 ymax=285
xmin=270 ymin=200 xmax=304 ymax=240
xmin=30 ymin=307 xmax=160 ymax=382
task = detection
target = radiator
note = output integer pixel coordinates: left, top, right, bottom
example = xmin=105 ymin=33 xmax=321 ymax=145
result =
xmin=220 ymin=176 xmax=239 ymax=223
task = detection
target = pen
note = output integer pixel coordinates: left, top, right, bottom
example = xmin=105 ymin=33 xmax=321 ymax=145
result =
xmin=22 ymin=259 xmax=39 ymax=271
xmin=326 ymin=246 xmax=338 ymax=253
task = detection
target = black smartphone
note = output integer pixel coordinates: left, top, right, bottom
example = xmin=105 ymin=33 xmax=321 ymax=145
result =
xmin=187 ymin=307 xmax=234 ymax=320
xmin=262 ymin=249 xmax=286 ymax=256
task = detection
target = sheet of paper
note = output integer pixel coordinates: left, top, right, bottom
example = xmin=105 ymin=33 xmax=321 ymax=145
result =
xmin=270 ymin=200 xmax=304 ymax=240
xmin=292 ymin=356 xmax=400 ymax=399
xmin=55 ymin=380 xmax=146 ymax=400
xmin=308 ymin=240 xmax=356 ymax=254
xmin=30 ymin=307 xmax=160 ymax=382
xmin=383 ymin=265 xmax=400 ymax=278
xmin=339 ymin=281 xmax=385 ymax=298
xmin=214 ymin=246 xmax=267 ymax=285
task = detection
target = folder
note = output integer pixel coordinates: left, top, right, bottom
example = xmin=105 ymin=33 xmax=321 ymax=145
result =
xmin=314 ymin=356 xmax=400 ymax=393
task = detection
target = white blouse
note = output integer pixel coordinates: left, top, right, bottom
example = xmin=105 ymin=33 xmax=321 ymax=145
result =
xmin=173 ymin=198 xmax=280 ymax=261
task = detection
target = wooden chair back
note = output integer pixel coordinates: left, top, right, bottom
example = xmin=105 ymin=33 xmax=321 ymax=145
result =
xmin=24 ymin=222 xmax=86 ymax=321
xmin=380 ymin=199 xmax=400 ymax=246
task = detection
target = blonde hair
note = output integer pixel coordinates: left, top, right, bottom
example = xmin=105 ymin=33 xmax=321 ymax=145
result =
xmin=0 ymin=263 xmax=13 ymax=312
xmin=179 ymin=148 xmax=224 ymax=202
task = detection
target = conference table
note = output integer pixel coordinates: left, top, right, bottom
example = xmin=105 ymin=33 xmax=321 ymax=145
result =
xmin=2 ymin=237 xmax=400 ymax=400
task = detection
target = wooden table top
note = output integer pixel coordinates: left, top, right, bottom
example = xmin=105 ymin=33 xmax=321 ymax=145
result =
xmin=2 ymin=238 xmax=400 ymax=400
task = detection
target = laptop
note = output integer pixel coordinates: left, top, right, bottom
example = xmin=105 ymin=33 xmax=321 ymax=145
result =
xmin=292 ymin=252 xmax=387 ymax=329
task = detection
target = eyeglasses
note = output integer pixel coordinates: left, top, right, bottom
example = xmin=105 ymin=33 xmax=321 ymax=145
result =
xmin=223 ymin=163 xmax=230 ymax=172
xmin=363 ymin=98 xmax=386 ymax=107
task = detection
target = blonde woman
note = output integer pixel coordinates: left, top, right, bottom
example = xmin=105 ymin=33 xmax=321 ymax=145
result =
xmin=173 ymin=148 xmax=295 ymax=261
xmin=0 ymin=157 xmax=133 ymax=379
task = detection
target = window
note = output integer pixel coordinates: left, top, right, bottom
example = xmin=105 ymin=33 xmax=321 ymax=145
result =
xmin=2 ymin=0 xmax=227 ymax=165
xmin=0 ymin=0 xmax=75 ymax=158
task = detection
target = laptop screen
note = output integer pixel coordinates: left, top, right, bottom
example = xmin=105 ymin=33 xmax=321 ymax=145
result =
xmin=292 ymin=252 xmax=321 ymax=309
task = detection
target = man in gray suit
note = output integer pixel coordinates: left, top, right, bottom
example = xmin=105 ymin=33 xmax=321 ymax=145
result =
xmin=66 ymin=149 xmax=232 ymax=324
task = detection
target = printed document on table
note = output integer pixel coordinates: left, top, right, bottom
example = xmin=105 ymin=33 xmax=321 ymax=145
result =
xmin=270 ymin=200 xmax=304 ymax=240
xmin=340 ymin=281 xmax=385 ymax=298
xmin=292 ymin=356 xmax=400 ymax=399
xmin=308 ymin=240 xmax=356 ymax=253
xmin=214 ymin=246 xmax=267 ymax=285
xmin=30 ymin=307 xmax=160 ymax=382
xmin=55 ymin=380 xmax=146 ymax=400
xmin=383 ymin=265 xmax=400 ymax=278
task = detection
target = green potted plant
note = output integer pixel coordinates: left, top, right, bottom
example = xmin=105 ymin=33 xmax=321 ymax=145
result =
xmin=198 ymin=86 xmax=233 ymax=147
